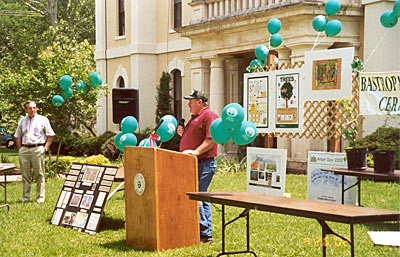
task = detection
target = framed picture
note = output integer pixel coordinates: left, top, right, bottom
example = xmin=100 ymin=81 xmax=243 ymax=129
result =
xmin=244 ymin=73 xmax=269 ymax=128
xmin=304 ymin=47 xmax=354 ymax=101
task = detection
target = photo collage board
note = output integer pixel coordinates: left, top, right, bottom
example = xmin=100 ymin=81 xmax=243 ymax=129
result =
xmin=50 ymin=163 xmax=118 ymax=234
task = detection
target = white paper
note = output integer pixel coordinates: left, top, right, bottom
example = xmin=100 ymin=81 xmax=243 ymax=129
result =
xmin=368 ymin=231 xmax=400 ymax=247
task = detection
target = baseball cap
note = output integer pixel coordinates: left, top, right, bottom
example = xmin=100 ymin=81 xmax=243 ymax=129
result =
xmin=184 ymin=90 xmax=208 ymax=102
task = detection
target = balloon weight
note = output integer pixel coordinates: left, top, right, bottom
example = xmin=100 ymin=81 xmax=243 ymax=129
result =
xmin=380 ymin=10 xmax=398 ymax=28
xmin=59 ymin=75 xmax=72 ymax=90
xmin=394 ymin=0 xmax=400 ymax=18
xmin=52 ymin=95 xmax=64 ymax=107
xmin=325 ymin=19 xmax=342 ymax=37
xmin=267 ymin=18 xmax=281 ymax=34
xmin=61 ymin=87 xmax=73 ymax=99
xmin=210 ymin=118 xmax=232 ymax=144
xmin=119 ymin=133 xmax=137 ymax=151
xmin=255 ymin=44 xmax=269 ymax=63
xmin=221 ymin=103 xmax=245 ymax=129
xmin=156 ymin=121 xmax=176 ymax=142
xmin=312 ymin=15 xmax=327 ymax=32
xmin=325 ymin=0 xmax=341 ymax=16
xmin=114 ymin=132 xmax=123 ymax=151
xmin=121 ymin=116 xmax=138 ymax=133
xmin=232 ymin=121 xmax=257 ymax=145
xmin=161 ymin=114 xmax=178 ymax=127
xmin=270 ymin=33 xmax=282 ymax=47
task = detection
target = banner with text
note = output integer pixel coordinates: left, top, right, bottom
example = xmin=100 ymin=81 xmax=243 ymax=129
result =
xmin=359 ymin=71 xmax=400 ymax=115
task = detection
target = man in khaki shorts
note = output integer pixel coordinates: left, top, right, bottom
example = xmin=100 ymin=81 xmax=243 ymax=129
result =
xmin=14 ymin=100 xmax=55 ymax=203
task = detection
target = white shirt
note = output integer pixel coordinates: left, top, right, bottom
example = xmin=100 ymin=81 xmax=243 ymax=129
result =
xmin=14 ymin=114 xmax=55 ymax=145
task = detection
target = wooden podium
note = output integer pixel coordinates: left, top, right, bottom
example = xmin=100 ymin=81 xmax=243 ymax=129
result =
xmin=124 ymin=147 xmax=200 ymax=251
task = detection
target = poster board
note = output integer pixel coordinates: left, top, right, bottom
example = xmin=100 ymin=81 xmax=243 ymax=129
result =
xmin=359 ymin=71 xmax=400 ymax=115
xmin=307 ymin=151 xmax=356 ymax=205
xmin=247 ymin=147 xmax=287 ymax=196
xmin=243 ymin=68 xmax=304 ymax=134
xmin=50 ymin=163 xmax=118 ymax=234
xmin=304 ymin=47 xmax=354 ymax=101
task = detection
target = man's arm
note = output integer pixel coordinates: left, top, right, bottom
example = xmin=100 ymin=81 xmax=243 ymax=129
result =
xmin=44 ymin=136 xmax=53 ymax=152
xmin=182 ymin=138 xmax=215 ymax=156
xmin=16 ymin=137 xmax=22 ymax=150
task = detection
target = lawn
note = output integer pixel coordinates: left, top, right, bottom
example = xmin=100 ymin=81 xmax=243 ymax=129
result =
xmin=0 ymin=169 xmax=399 ymax=257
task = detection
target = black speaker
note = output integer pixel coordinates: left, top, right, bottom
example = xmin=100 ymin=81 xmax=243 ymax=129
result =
xmin=112 ymin=88 xmax=139 ymax=124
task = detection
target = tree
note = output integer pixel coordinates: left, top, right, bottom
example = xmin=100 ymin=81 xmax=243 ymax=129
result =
xmin=155 ymin=72 xmax=173 ymax=123
xmin=280 ymin=82 xmax=293 ymax=108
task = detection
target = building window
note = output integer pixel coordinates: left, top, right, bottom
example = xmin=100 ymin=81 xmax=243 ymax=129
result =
xmin=173 ymin=70 xmax=182 ymax=120
xmin=174 ymin=0 xmax=182 ymax=29
xmin=118 ymin=0 xmax=125 ymax=36
xmin=118 ymin=76 xmax=125 ymax=88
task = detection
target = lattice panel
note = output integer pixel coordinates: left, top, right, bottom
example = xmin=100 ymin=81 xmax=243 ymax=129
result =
xmin=252 ymin=62 xmax=359 ymax=140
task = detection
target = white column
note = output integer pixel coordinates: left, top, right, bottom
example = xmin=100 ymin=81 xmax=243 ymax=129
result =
xmin=189 ymin=58 xmax=211 ymax=95
xmin=220 ymin=1 xmax=225 ymax=16
xmin=227 ymin=58 xmax=240 ymax=103
xmin=276 ymin=48 xmax=291 ymax=65
xmin=255 ymin=0 xmax=261 ymax=8
xmin=214 ymin=2 xmax=219 ymax=17
xmin=242 ymin=0 xmax=248 ymax=11
xmin=249 ymin=0 xmax=253 ymax=9
xmin=225 ymin=0 xmax=230 ymax=15
xmin=209 ymin=56 xmax=226 ymax=116
xmin=231 ymin=0 xmax=236 ymax=13
xmin=237 ymin=0 xmax=242 ymax=12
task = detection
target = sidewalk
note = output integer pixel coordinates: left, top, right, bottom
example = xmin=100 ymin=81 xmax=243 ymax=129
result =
xmin=0 ymin=174 xmax=22 ymax=182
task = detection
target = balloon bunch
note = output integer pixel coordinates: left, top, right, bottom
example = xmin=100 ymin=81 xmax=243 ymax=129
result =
xmin=246 ymin=18 xmax=282 ymax=72
xmin=210 ymin=103 xmax=257 ymax=145
xmin=312 ymin=0 xmax=342 ymax=37
xmin=114 ymin=116 xmax=138 ymax=152
xmin=52 ymin=71 xmax=103 ymax=107
xmin=380 ymin=0 xmax=399 ymax=28
xmin=138 ymin=115 xmax=178 ymax=148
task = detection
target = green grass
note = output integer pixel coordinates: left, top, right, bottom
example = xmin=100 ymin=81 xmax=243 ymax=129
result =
xmin=0 ymin=172 xmax=399 ymax=256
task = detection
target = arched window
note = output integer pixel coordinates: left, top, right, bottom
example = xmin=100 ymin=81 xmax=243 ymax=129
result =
xmin=172 ymin=70 xmax=182 ymax=120
xmin=117 ymin=76 xmax=125 ymax=88
xmin=174 ymin=0 xmax=182 ymax=29
xmin=118 ymin=0 xmax=125 ymax=36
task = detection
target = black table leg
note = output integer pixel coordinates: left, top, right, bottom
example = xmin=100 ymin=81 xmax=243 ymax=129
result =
xmin=0 ymin=172 xmax=9 ymax=211
xmin=318 ymin=220 xmax=353 ymax=257
xmin=341 ymin=175 xmax=345 ymax=204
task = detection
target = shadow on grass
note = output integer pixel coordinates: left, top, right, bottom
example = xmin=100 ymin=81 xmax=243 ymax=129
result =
xmin=100 ymin=239 xmax=154 ymax=253
xmin=98 ymin=216 xmax=125 ymax=231
xmin=362 ymin=222 xmax=400 ymax=231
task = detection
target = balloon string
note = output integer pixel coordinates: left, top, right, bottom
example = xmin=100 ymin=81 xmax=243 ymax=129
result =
xmin=362 ymin=29 xmax=388 ymax=70
xmin=311 ymin=32 xmax=327 ymax=52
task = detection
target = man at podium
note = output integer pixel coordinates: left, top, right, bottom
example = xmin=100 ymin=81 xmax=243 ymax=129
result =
xmin=177 ymin=90 xmax=218 ymax=244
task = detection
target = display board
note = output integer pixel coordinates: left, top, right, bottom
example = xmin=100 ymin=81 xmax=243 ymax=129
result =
xmin=246 ymin=147 xmax=287 ymax=196
xmin=307 ymin=151 xmax=356 ymax=205
xmin=50 ymin=163 xmax=118 ymax=234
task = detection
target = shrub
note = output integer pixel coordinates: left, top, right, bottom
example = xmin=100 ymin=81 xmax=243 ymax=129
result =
xmin=83 ymin=154 xmax=111 ymax=166
xmin=48 ymin=155 xmax=111 ymax=178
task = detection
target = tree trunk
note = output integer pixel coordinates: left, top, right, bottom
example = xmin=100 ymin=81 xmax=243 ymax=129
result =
xmin=48 ymin=0 xmax=58 ymax=28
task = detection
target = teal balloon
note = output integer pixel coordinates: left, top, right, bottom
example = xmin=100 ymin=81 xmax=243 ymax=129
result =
xmin=161 ymin=114 xmax=177 ymax=127
xmin=380 ymin=10 xmax=398 ymax=28
xmin=119 ymin=133 xmax=137 ymax=152
xmin=267 ymin=18 xmax=281 ymax=34
xmin=394 ymin=0 xmax=400 ymax=18
xmin=313 ymin=15 xmax=328 ymax=32
xmin=121 ymin=116 xmax=138 ymax=133
xmin=249 ymin=59 xmax=263 ymax=67
xmin=59 ymin=75 xmax=72 ymax=90
xmin=139 ymin=138 xmax=151 ymax=147
xmin=255 ymin=44 xmax=269 ymax=62
xmin=325 ymin=19 xmax=342 ymax=37
xmin=114 ymin=132 xmax=123 ymax=151
xmin=52 ymin=95 xmax=64 ymax=107
xmin=270 ymin=33 xmax=282 ymax=47
xmin=76 ymin=80 xmax=86 ymax=92
xmin=232 ymin=121 xmax=257 ymax=145
xmin=61 ymin=87 xmax=73 ymax=99
xmin=210 ymin=118 xmax=233 ymax=144
xmin=156 ymin=120 xmax=176 ymax=142
xmin=325 ymin=0 xmax=341 ymax=16
xmin=221 ymin=103 xmax=245 ymax=129
xmin=274 ymin=56 xmax=279 ymax=65
xmin=89 ymin=71 xmax=99 ymax=86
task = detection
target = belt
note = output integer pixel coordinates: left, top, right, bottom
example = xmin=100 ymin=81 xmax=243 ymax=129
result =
xmin=22 ymin=144 xmax=44 ymax=148
xmin=198 ymin=157 xmax=216 ymax=163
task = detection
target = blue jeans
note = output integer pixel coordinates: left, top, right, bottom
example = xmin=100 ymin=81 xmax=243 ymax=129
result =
xmin=198 ymin=157 xmax=216 ymax=239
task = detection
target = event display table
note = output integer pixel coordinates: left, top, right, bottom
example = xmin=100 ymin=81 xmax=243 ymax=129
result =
xmin=0 ymin=163 xmax=16 ymax=212
xmin=322 ymin=168 xmax=400 ymax=206
xmin=187 ymin=191 xmax=400 ymax=257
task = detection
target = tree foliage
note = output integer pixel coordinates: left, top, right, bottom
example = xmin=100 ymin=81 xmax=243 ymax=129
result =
xmin=155 ymin=72 xmax=173 ymax=124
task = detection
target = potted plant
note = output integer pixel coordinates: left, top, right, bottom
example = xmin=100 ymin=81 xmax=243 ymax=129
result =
xmin=337 ymin=97 xmax=368 ymax=170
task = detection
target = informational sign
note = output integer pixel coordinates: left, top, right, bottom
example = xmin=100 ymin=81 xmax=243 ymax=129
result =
xmin=276 ymin=72 xmax=300 ymax=128
xmin=304 ymin=47 xmax=354 ymax=101
xmin=245 ymin=75 xmax=269 ymax=127
xmin=307 ymin=151 xmax=356 ymax=205
xmin=51 ymin=163 xmax=118 ymax=234
xmin=247 ymin=147 xmax=287 ymax=197
xmin=359 ymin=71 xmax=400 ymax=115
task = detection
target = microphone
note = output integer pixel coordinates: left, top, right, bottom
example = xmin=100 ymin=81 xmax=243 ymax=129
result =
xmin=178 ymin=118 xmax=185 ymax=128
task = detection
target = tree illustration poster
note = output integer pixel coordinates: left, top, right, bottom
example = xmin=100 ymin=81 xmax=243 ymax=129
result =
xmin=276 ymin=73 xmax=299 ymax=128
